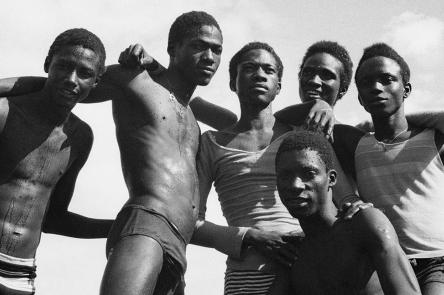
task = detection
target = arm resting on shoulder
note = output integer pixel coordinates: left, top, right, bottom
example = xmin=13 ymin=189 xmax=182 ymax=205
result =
xmin=407 ymin=111 xmax=444 ymax=133
xmin=190 ymin=96 xmax=238 ymax=130
xmin=0 ymin=77 xmax=46 ymax=97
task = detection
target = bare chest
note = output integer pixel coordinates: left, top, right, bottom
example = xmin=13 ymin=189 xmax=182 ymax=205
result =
xmin=0 ymin=126 xmax=73 ymax=187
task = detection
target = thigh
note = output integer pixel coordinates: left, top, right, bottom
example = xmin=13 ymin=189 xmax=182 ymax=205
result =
xmin=100 ymin=235 xmax=164 ymax=295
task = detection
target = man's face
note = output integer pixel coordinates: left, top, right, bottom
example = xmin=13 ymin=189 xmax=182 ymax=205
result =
xmin=299 ymin=53 xmax=343 ymax=106
xmin=276 ymin=148 xmax=335 ymax=218
xmin=356 ymin=56 xmax=409 ymax=117
xmin=45 ymin=45 xmax=101 ymax=109
xmin=172 ymin=25 xmax=222 ymax=86
xmin=234 ymin=48 xmax=281 ymax=107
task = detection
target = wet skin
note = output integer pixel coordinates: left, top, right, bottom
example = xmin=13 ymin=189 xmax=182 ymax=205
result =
xmin=95 ymin=25 xmax=223 ymax=241
xmin=276 ymin=148 xmax=420 ymax=295
xmin=0 ymin=45 xmax=107 ymax=258
xmin=299 ymin=52 xmax=344 ymax=106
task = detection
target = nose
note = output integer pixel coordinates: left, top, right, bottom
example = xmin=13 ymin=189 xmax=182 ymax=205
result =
xmin=369 ymin=81 xmax=383 ymax=94
xmin=291 ymin=176 xmax=305 ymax=191
xmin=307 ymin=74 xmax=322 ymax=86
xmin=202 ymin=48 xmax=214 ymax=63
xmin=65 ymin=70 xmax=78 ymax=87
xmin=252 ymin=67 xmax=267 ymax=81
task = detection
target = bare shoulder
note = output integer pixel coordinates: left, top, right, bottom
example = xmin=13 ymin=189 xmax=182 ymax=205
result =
xmin=66 ymin=113 xmax=93 ymax=154
xmin=350 ymin=207 xmax=397 ymax=247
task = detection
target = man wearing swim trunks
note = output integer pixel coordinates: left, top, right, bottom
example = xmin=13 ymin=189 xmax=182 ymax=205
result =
xmin=0 ymin=28 xmax=113 ymax=294
xmin=276 ymin=130 xmax=420 ymax=295
xmin=83 ymin=11 xmax=222 ymax=295
xmin=333 ymin=43 xmax=444 ymax=294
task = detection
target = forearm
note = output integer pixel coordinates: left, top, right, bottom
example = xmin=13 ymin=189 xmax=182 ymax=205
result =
xmin=407 ymin=111 xmax=444 ymax=133
xmin=43 ymin=212 xmax=113 ymax=238
xmin=0 ymin=77 xmax=46 ymax=97
xmin=274 ymin=100 xmax=317 ymax=126
xmin=190 ymin=96 xmax=238 ymax=130
xmin=191 ymin=219 xmax=248 ymax=258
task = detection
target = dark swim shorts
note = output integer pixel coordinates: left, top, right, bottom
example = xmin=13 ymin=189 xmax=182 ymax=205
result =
xmin=410 ymin=256 xmax=444 ymax=286
xmin=106 ymin=204 xmax=187 ymax=293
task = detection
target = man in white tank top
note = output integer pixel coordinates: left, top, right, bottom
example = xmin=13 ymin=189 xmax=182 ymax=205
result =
xmin=333 ymin=43 xmax=444 ymax=295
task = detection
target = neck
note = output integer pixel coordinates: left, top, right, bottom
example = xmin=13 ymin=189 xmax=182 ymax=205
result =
xmin=299 ymin=202 xmax=338 ymax=238
xmin=236 ymin=101 xmax=275 ymax=131
xmin=372 ymin=106 xmax=409 ymax=141
xmin=164 ymin=67 xmax=196 ymax=105
xmin=38 ymin=88 xmax=73 ymax=125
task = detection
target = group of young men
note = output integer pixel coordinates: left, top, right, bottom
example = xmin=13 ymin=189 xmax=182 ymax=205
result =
xmin=0 ymin=9 xmax=443 ymax=295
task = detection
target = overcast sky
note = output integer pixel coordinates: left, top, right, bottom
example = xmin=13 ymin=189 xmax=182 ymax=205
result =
xmin=1 ymin=1 xmax=444 ymax=294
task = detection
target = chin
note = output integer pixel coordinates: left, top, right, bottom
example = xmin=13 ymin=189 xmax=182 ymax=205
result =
xmin=196 ymin=78 xmax=212 ymax=86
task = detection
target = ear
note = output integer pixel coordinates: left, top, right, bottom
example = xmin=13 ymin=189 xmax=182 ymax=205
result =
xmin=229 ymin=79 xmax=236 ymax=92
xmin=358 ymin=94 xmax=364 ymax=106
xmin=403 ymin=82 xmax=412 ymax=100
xmin=276 ymin=80 xmax=282 ymax=95
xmin=44 ymin=56 xmax=50 ymax=73
xmin=328 ymin=169 xmax=337 ymax=188
xmin=337 ymin=87 xmax=347 ymax=100
xmin=93 ymin=75 xmax=101 ymax=88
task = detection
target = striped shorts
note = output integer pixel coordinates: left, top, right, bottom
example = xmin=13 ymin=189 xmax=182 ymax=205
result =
xmin=224 ymin=270 xmax=276 ymax=295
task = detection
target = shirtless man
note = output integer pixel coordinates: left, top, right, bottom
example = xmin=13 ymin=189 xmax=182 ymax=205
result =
xmin=333 ymin=43 xmax=444 ymax=294
xmin=92 ymin=11 xmax=222 ymax=295
xmin=275 ymin=130 xmax=421 ymax=295
xmin=0 ymin=28 xmax=112 ymax=294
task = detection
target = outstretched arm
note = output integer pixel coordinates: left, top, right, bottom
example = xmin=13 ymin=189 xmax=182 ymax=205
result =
xmin=190 ymin=96 xmax=238 ymax=130
xmin=355 ymin=208 xmax=421 ymax=295
xmin=42 ymin=125 xmax=113 ymax=238
xmin=275 ymin=99 xmax=335 ymax=135
xmin=0 ymin=77 xmax=46 ymax=97
xmin=407 ymin=111 xmax=444 ymax=133
xmin=191 ymin=134 xmax=298 ymax=265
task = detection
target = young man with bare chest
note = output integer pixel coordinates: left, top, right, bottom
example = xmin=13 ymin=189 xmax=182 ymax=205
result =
xmin=275 ymin=131 xmax=420 ymax=295
xmin=0 ymin=11 xmax=222 ymax=295
xmin=73 ymin=11 xmax=223 ymax=295
xmin=0 ymin=28 xmax=112 ymax=294
xmin=333 ymin=43 xmax=444 ymax=294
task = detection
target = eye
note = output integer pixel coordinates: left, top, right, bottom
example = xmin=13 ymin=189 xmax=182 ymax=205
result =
xmin=380 ymin=74 xmax=395 ymax=85
xmin=212 ymin=46 xmax=222 ymax=55
xmin=319 ymin=69 xmax=336 ymax=80
xmin=265 ymin=67 xmax=277 ymax=75
xmin=78 ymin=68 xmax=95 ymax=79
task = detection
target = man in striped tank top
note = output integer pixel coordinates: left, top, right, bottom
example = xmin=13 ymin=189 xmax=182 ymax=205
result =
xmin=333 ymin=43 xmax=444 ymax=294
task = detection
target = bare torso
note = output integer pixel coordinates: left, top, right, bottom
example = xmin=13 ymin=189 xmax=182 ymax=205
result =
xmin=291 ymin=220 xmax=382 ymax=295
xmin=105 ymin=66 xmax=200 ymax=242
xmin=0 ymin=96 xmax=89 ymax=258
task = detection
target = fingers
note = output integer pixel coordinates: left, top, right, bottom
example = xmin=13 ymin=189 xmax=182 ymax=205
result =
xmin=306 ymin=109 xmax=335 ymax=135
xmin=118 ymin=44 xmax=145 ymax=68
xmin=341 ymin=201 xmax=374 ymax=220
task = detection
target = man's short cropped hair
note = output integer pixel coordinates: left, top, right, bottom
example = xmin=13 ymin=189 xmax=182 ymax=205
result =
xmin=276 ymin=130 xmax=334 ymax=171
xmin=168 ymin=11 xmax=221 ymax=55
xmin=229 ymin=41 xmax=284 ymax=89
xmin=299 ymin=41 xmax=353 ymax=100
xmin=355 ymin=43 xmax=410 ymax=85
xmin=45 ymin=28 xmax=106 ymax=75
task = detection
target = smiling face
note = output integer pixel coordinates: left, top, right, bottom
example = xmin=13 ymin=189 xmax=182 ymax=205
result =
xmin=355 ymin=56 xmax=411 ymax=117
xmin=45 ymin=45 xmax=101 ymax=110
xmin=233 ymin=48 xmax=281 ymax=107
xmin=171 ymin=25 xmax=222 ymax=86
xmin=276 ymin=148 xmax=336 ymax=218
xmin=299 ymin=52 xmax=344 ymax=106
